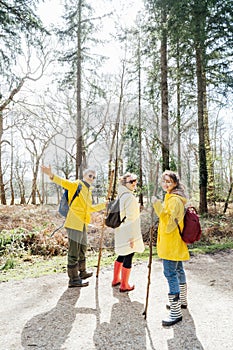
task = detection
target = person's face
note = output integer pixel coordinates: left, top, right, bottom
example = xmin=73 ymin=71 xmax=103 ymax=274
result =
xmin=161 ymin=175 xmax=177 ymax=193
xmin=125 ymin=177 xmax=137 ymax=191
xmin=83 ymin=172 xmax=96 ymax=185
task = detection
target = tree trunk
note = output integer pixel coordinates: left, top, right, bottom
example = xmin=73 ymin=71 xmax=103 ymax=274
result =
xmin=203 ymin=73 xmax=215 ymax=203
xmin=76 ymin=0 xmax=83 ymax=179
xmin=10 ymin=130 xmax=14 ymax=205
xmin=192 ymin=0 xmax=208 ymax=214
xmin=0 ymin=111 xmax=7 ymax=204
xmin=160 ymin=9 xmax=169 ymax=171
xmin=15 ymin=159 xmax=26 ymax=205
xmin=195 ymin=45 xmax=208 ymax=214
xmin=108 ymin=61 xmax=125 ymax=198
xmin=223 ymin=182 xmax=232 ymax=213
xmin=31 ymin=169 xmax=41 ymax=205
xmin=138 ymin=32 xmax=143 ymax=206
xmin=176 ymin=41 xmax=181 ymax=178
xmin=31 ymin=171 xmax=38 ymax=205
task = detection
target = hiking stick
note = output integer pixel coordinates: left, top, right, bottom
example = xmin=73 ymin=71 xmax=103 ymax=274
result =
xmin=142 ymin=193 xmax=158 ymax=319
xmin=142 ymin=222 xmax=154 ymax=319
xmin=96 ymin=169 xmax=114 ymax=278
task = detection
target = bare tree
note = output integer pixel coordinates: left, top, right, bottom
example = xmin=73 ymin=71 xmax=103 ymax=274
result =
xmin=0 ymin=42 xmax=53 ymax=204
xmin=16 ymin=107 xmax=61 ymax=204
xmin=14 ymin=158 xmax=28 ymax=205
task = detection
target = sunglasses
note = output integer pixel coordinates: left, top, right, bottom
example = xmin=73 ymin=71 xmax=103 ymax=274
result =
xmin=88 ymin=174 xmax=96 ymax=179
xmin=127 ymin=179 xmax=137 ymax=184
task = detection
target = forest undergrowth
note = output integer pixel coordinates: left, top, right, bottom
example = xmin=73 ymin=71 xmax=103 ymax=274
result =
xmin=0 ymin=203 xmax=232 ymax=282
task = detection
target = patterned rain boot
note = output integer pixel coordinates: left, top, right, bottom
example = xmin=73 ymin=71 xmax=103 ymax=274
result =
xmin=162 ymin=294 xmax=182 ymax=326
xmin=179 ymin=283 xmax=188 ymax=309
xmin=166 ymin=283 xmax=188 ymax=309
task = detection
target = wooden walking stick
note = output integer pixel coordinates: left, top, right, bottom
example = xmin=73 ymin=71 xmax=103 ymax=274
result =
xmin=142 ymin=192 xmax=158 ymax=319
xmin=96 ymin=169 xmax=114 ymax=278
xmin=142 ymin=223 xmax=154 ymax=319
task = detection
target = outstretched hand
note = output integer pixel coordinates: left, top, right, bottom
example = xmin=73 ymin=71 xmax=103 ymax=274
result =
xmin=41 ymin=165 xmax=53 ymax=178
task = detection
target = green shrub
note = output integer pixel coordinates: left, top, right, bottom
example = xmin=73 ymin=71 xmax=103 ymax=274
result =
xmin=1 ymin=258 xmax=16 ymax=270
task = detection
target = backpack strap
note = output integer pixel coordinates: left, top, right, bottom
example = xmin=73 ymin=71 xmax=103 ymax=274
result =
xmin=69 ymin=183 xmax=82 ymax=206
xmin=118 ymin=192 xmax=130 ymax=223
xmin=175 ymin=218 xmax=182 ymax=236
xmin=50 ymin=183 xmax=82 ymax=237
xmin=173 ymin=196 xmax=185 ymax=236
xmin=119 ymin=192 xmax=130 ymax=199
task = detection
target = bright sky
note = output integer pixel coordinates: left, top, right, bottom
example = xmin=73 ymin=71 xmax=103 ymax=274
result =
xmin=38 ymin=0 xmax=144 ymax=73
xmin=38 ymin=0 xmax=144 ymax=27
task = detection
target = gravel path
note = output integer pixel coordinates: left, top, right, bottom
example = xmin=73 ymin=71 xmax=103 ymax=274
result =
xmin=1 ymin=251 xmax=233 ymax=350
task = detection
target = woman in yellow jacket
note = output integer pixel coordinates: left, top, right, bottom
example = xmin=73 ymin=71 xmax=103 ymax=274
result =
xmin=41 ymin=165 xmax=106 ymax=288
xmin=153 ymin=170 xmax=189 ymax=327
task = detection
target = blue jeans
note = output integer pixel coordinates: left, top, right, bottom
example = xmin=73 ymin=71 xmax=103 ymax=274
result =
xmin=163 ymin=259 xmax=186 ymax=295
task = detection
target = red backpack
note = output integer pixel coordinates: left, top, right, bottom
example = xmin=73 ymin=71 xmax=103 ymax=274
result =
xmin=176 ymin=207 xmax=202 ymax=244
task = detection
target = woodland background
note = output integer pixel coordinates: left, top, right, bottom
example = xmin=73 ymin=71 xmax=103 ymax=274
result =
xmin=0 ymin=0 xmax=233 ymax=213
xmin=0 ymin=0 xmax=233 ymax=280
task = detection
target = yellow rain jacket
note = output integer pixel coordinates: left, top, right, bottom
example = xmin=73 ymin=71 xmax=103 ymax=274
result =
xmin=153 ymin=193 xmax=190 ymax=261
xmin=53 ymin=175 xmax=105 ymax=231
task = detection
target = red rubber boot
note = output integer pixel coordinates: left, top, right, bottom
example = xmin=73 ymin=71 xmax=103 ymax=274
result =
xmin=112 ymin=261 xmax=122 ymax=286
xmin=119 ymin=267 xmax=135 ymax=292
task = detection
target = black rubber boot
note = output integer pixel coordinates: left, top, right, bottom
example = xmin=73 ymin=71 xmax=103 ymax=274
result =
xmin=162 ymin=294 xmax=182 ymax=327
xmin=67 ymin=264 xmax=89 ymax=288
xmin=78 ymin=259 xmax=93 ymax=279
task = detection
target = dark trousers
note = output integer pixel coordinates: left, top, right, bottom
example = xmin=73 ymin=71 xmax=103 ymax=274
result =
xmin=66 ymin=226 xmax=87 ymax=265
xmin=116 ymin=253 xmax=134 ymax=268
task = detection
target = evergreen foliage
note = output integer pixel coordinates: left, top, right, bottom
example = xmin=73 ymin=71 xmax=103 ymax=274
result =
xmin=0 ymin=0 xmax=47 ymax=78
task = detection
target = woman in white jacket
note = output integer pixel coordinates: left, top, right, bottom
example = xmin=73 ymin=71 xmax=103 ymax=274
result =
xmin=112 ymin=173 xmax=145 ymax=292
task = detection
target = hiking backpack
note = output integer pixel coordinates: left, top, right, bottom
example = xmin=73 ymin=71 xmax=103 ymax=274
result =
xmin=58 ymin=183 xmax=82 ymax=217
xmin=105 ymin=193 xmax=128 ymax=228
xmin=176 ymin=206 xmax=202 ymax=244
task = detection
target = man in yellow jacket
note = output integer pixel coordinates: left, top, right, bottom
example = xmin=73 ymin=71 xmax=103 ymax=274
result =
xmin=41 ymin=165 xmax=106 ymax=288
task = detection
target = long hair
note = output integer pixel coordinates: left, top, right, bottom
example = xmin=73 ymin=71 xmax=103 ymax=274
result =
xmin=162 ymin=170 xmax=187 ymax=198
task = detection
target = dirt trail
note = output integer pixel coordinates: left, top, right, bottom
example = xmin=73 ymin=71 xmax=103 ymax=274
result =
xmin=0 ymin=251 xmax=233 ymax=350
